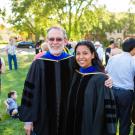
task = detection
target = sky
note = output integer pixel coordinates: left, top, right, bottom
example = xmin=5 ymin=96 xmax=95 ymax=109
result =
xmin=97 ymin=0 xmax=135 ymax=12
xmin=0 ymin=0 xmax=10 ymax=9
xmin=0 ymin=0 xmax=134 ymax=13
xmin=0 ymin=0 xmax=134 ymax=20
xmin=0 ymin=0 xmax=134 ymax=27
xmin=0 ymin=0 xmax=11 ymax=13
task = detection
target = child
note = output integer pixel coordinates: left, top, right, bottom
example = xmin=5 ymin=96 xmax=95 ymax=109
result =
xmin=4 ymin=90 xmax=18 ymax=118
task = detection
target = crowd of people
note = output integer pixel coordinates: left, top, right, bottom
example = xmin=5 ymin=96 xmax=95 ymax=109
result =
xmin=1 ymin=26 xmax=135 ymax=135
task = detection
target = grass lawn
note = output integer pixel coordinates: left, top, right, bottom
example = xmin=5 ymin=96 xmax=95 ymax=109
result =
xmin=0 ymin=53 xmax=34 ymax=135
xmin=0 ymin=52 xmax=134 ymax=135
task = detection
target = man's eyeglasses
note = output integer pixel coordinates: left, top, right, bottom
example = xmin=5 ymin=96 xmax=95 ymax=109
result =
xmin=48 ymin=37 xmax=63 ymax=42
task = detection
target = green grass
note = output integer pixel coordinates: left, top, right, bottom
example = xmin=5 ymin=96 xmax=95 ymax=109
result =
xmin=0 ymin=53 xmax=134 ymax=135
xmin=0 ymin=54 xmax=34 ymax=135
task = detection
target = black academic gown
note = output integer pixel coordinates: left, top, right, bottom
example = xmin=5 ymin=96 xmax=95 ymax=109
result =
xmin=65 ymin=70 xmax=116 ymax=135
xmin=19 ymin=56 xmax=74 ymax=135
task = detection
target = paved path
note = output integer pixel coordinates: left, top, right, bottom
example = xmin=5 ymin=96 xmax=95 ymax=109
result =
xmin=0 ymin=45 xmax=35 ymax=55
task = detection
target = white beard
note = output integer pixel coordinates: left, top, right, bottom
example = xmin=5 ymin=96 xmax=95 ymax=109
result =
xmin=48 ymin=44 xmax=64 ymax=56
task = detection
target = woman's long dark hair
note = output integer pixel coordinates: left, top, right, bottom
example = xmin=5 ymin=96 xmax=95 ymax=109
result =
xmin=74 ymin=40 xmax=105 ymax=72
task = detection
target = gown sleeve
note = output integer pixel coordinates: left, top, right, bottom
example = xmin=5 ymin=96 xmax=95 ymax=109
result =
xmin=94 ymin=74 xmax=116 ymax=135
xmin=18 ymin=60 xmax=41 ymax=122
xmin=104 ymin=85 xmax=116 ymax=135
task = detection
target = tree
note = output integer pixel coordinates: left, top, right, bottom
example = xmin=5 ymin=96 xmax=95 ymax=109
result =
xmin=8 ymin=0 xmax=135 ymax=42
xmin=0 ymin=8 xmax=6 ymax=22
xmin=9 ymin=0 xmax=97 ymax=40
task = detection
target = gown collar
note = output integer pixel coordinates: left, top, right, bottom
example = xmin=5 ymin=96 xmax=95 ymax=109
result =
xmin=42 ymin=51 xmax=70 ymax=60
xmin=79 ymin=66 xmax=97 ymax=73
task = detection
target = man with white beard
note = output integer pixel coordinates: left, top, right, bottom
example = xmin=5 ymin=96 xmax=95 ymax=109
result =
xmin=19 ymin=26 xmax=113 ymax=135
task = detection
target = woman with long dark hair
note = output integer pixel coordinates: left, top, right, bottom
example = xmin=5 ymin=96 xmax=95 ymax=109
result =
xmin=65 ymin=40 xmax=116 ymax=135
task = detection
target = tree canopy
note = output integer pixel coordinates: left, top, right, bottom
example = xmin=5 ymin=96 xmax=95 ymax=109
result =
xmin=1 ymin=0 xmax=135 ymax=42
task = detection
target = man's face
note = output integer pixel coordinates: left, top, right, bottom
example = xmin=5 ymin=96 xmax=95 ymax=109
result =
xmin=46 ymin=29 xmax=67 ymax=56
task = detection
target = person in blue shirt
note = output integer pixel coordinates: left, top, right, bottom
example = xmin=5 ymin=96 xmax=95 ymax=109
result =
xmin=133 ymin=101 xmax=135 ymax=135
xmin=132 ymin=76 xmax=135 ymax=135
xmin=106 ymin=38 xmax=135 ymax=135
xmin=4 ymin=91 xmax=18 ymax=118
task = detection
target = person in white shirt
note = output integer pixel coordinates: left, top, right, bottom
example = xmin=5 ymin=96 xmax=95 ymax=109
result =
xmin=94 ymin=41 xmax=104 ymax=62
xmin=105 ymin=38 xmax=135 ymax=135
xmin=6 ymin=37 xmax=18 ymax=70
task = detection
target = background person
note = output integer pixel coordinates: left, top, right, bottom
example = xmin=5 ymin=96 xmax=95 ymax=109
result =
xmin=105 ymin=40 xmax=115 ymax=65
xmin=105 ymin=38 xmax=135 ymax=135
xmin=35 ymin=40 xmax=44 ymax=54
xmin=0 ymin=56 xmax=6 ymax=74
xmin=34 ymin=42 xmax=48 ymax=60
xmin=5 ymin=37 xmax=18 ymax=70
xmin=132 ymin=89 xmax=135 ymax=135
xmin=132 ymin=73 xmax=135 ymax=135
xmin=94 ymin=41 xmax=104 ymax=62
xmin=64 ymin=42 xmax=74 ymax=55
xmin=110 ymin=42 xmax=123 ymax=57
xmin=0 ymin=56 xmax=6 ymax=93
